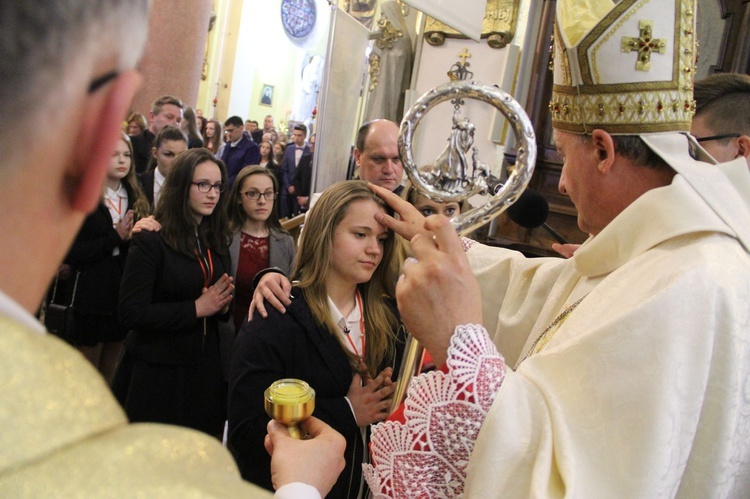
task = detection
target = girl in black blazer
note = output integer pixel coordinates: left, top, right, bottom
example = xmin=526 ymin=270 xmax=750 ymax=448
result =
xmin=64 ymin=132 xmax=149 ymax=383
xmin=114 ymin=149 xmax=234 ymax=439
xmin=229 ymin=181 xmax=405 ymax=498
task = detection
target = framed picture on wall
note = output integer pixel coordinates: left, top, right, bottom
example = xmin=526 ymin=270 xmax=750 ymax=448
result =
xmin=260 ymin=84 xmax=274 ymax=106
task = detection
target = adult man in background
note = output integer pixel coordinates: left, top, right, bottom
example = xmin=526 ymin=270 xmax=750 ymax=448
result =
xmin=0 ymin=1 xmax=343 ymax=497
xmin=130 ymin=94 xmax=184 ymax=174
xmin=222 ymin=115 xmax=260 ymax=186
xmin=294 ymin=133 xmax=315 ymax=212
xmin=353 ymin=119 xmax=404 ymax=195
xmin=279 ymin=124 xmax=310 ymax=218
xmin=692 ymin=72 xmax=750 ymax=166
xmin=263 ymin=114 xmax=276 ymax=135
xmin=363 ymin=0 xmax=750 ymax=496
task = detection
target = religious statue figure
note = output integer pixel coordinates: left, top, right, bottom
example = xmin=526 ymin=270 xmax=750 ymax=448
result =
xmin=291 ymin=54 xmax=324 ymax=124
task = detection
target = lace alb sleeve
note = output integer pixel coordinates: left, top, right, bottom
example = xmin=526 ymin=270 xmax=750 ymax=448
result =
xmin=363 ymin=324 xmax=506 ymax=498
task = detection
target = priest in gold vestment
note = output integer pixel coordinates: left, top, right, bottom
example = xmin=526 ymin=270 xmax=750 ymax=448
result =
xmin=0 ymin=2 xmax=342 ymax=497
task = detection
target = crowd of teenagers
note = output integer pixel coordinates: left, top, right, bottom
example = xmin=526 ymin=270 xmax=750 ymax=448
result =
xmin=45 ymin=94 xmax=456 ymax=497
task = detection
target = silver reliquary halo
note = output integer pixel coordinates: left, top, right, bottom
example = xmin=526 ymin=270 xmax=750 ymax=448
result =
xmin=399 ymin=81 xmax=536 ymax=236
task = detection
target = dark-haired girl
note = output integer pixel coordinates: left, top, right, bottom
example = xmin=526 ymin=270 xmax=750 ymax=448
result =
xmin=114 ymin=148 xmax=234 ymax=438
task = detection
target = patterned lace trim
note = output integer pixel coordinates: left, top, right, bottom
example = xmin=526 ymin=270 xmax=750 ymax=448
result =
xmin=364 ymin=324 xmax=505 ymax=498
xmin=460 ymin=237 xmax=476 ymax=253
xmin=240 ymin=232 xmax=270 ymax=262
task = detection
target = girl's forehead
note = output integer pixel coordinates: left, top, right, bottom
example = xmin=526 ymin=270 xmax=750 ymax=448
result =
xmin=244 ymin=174 xmax=273 ymax=187
xmin=337 ymin=199 xmax=387 ymax=226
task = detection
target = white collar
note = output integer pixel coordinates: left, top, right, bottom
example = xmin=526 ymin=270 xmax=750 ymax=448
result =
xmin=154 ymin=167 xmax=166 ymax=186
xmin=574 ymin=174 xmax=736 ymax=278
xmin=0 ymin=288 xmax=45 ymax=335
xmin=105 ymin=183 xmax=127 ymax=199
xmin=328 ymin=295 xmax=364 ymax=358
xmin=328 ymin=295 xmax=362 ymax=331
xmin=641 ymin=133 xmax=750 ymax=253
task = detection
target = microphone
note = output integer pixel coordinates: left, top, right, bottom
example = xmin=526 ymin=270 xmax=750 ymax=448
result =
xmin=507 ymin=189 xmax=569 ymax=244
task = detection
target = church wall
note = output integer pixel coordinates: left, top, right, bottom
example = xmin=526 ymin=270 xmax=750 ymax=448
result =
xmin=198 ymin=0 xmax=330 ymax=132
xmin=196 ymin=0 xmax=243 ymax=121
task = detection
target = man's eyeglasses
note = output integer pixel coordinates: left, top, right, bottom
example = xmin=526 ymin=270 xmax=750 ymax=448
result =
xmin=694 ymin=133 xmax=741 ymax=143
xmin=243 ymin=190 xmax=277 ymax=201
xmin=685 ymin=132 xmax=742 ymax=159
xmin=87 ymin=70 xmax=119 ymax=94
xmin=224 ymin=128 xmax=237 ymax=134
xmin=192 ymin=182 xmax=226 ymax=193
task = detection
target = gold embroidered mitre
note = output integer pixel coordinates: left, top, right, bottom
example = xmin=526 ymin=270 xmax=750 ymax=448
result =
xmin=550 ymin=0 xmax=697 ymax=135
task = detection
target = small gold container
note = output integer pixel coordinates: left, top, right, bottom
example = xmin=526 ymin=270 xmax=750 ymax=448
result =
xmin=264 ymin=378 xmax=316 ymax=439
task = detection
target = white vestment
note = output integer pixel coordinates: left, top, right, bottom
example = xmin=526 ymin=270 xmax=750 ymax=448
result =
xmin=365 ymin=155 xmax=750 ymax=497
xmin=466 ymin=168 xmax=750 ymax=497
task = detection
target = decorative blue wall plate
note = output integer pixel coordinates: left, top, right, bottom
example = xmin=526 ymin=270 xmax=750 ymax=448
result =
xmin=281 ymin=0 xmax=317 ymax=39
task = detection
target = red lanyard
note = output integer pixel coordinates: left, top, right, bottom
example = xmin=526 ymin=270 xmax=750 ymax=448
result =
xmin=105 ymin=188 xmax=123 ymax=224
xmin=343 ymin=291 xmax=366 ymax=358
xmin=105 ymin=196 xmax=122 ymax=217
xmin=194 ymin=248 xmax=214 ymax=288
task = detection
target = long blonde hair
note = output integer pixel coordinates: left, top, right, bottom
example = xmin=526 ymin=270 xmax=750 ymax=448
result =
xmin=115 ymin=131 xmax=150 ymax=219
xmin=293 ymin=181 xmax=399 ymax=376
xmin=204 ymin=119 xmax=223 ymax=154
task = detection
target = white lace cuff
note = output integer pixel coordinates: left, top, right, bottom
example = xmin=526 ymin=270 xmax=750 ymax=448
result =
xmin=363 ymin=324 xmax=505 ymax=498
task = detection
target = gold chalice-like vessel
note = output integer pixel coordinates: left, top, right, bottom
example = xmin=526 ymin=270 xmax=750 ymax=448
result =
xmin=264 ymin=378 xmax=316 ymax=439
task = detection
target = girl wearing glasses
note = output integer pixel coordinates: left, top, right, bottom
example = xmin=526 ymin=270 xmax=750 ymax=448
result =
xmin=226 ymin=165 xmax=295 ymax=332
xmin=228 ymin=181 xmax=405 ymax=498
xmin=113 ymin=149 xmax=234 ymax=439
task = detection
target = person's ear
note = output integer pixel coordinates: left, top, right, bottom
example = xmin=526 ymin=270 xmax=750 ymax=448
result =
xmin=69 ymin=70 xmax=142 ymax=213
xmin=591 ymin=129 xmax=616 ymax=173
xmin=353 ymin=148 xmax=362 ymax=167
xmin=736 ymin=134 xmax=750 ymax=161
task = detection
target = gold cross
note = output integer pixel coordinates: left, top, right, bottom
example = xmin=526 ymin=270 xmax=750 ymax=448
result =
xmin=621 ymin=20 xmax=667 ymax=71
xmin=457 ymin=48 xmax=472 ymax=66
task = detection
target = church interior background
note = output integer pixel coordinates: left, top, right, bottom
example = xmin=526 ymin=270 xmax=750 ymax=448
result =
xmin=131 ymin=0 xmax=750 ymax=256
